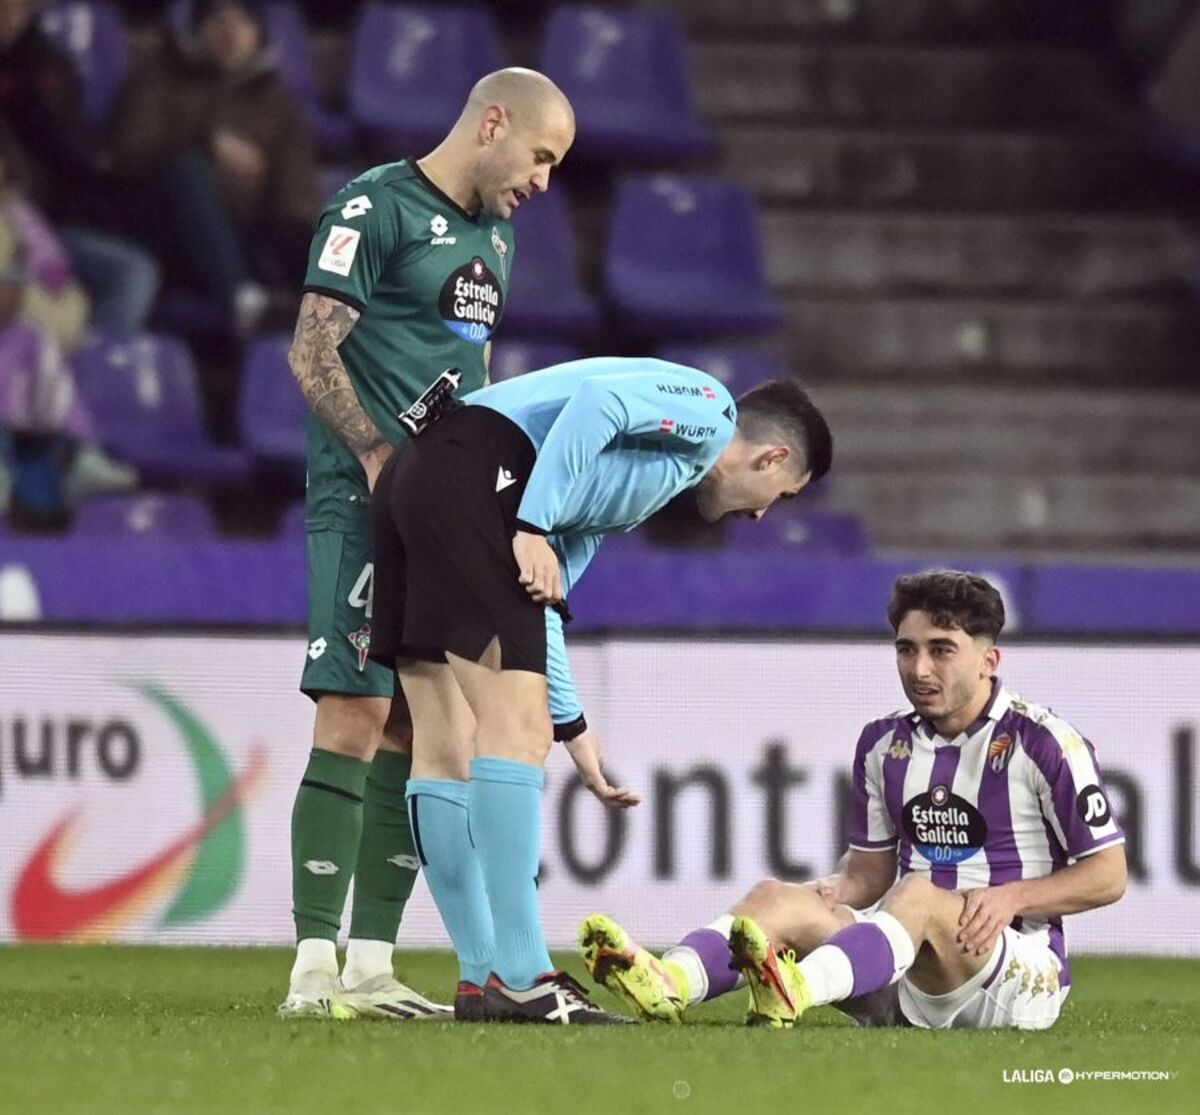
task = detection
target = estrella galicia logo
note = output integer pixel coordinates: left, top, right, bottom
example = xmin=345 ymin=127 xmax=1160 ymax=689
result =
xmin=12 ymin=682 xmax=266 ymax=940
xmin=903 ymin=784 xmax=988 ymax=865
xmin=1076 ymin=784 xmax=1111 ymax=828
xmin=439 ymin=256 xmax=504 ymax=344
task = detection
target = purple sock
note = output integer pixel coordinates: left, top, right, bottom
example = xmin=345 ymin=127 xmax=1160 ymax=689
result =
xmin=825 ymin=923 xmax=896 ymax=998
xmin=675 ymin=928 xmax=740 ymax=1000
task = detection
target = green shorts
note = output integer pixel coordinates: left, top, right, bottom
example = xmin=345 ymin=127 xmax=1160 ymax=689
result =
xmin=300 ymin=525 xmax=397 ymax=700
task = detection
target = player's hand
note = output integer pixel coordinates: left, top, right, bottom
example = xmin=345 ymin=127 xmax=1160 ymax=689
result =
xmin=564 ymin=729 xmax=640 ymax=809
xmin=212 ymin=129 xmax=267 ymax=184
xmin=359 ymin=444 xmax=393 ymax=494
xmin=957 ymin=884 xmax=1024 ymax=956
xmin=512 ymin=531 xmax=562 ymax=603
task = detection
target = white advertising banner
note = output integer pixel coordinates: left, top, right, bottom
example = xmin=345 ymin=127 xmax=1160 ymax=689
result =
xmin=0 ymin=633 xmax=1197 ymax=954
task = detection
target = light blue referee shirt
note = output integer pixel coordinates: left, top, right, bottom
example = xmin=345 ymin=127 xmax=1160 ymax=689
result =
xmin=464 ymin=357 xmax=738 ymax=725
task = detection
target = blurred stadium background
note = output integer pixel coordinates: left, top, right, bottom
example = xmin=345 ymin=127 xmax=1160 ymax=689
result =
xmin=1 ymin=0 xmax=1198 ymax=962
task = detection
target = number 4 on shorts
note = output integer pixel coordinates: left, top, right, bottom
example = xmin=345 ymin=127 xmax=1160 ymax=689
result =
xmin=348 ymin=563 xmax=374 ymax=618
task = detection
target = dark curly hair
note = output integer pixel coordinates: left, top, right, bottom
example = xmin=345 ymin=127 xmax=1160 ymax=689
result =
xmin=887 ymin=570 xmax=1005 ymax=640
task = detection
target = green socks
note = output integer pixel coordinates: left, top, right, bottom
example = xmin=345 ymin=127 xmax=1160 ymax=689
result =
xmin=349 ymin=749 xmax=420 ymax=942
xmin=291 ymin=749 xmax=370 ymax=941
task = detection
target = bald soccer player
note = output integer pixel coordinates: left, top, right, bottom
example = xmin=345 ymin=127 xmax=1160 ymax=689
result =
xmin=279 ymin=69 xmax=575 ymax=1020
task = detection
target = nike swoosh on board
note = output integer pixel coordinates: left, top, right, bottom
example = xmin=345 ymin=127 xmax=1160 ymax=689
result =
xmin=12 ymin=746 xmax=267 ymax=940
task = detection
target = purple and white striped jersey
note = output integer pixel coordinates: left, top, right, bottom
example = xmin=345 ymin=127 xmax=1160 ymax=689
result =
xmin=848 ymin=680 xmax=1124 ymax=985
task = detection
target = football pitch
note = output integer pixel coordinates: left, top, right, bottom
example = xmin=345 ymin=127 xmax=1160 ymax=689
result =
xmin=3 ymin=947 xmax=1196 ymax=1115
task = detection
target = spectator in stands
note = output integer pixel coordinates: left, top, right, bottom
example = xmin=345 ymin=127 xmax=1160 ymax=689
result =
xmin=109 ymin=0 xmax=320 ymax=333
xmin=0 ymin=0 xmax=159 ymax=335
xmin=0 ymin=235 xmax=136 ymax=527
xmin=0 ymin=126 xmax=88 ymax=353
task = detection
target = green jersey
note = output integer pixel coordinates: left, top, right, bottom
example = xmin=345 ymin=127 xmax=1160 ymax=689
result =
xmin=300 ymin=158 xmax=515 ymax=529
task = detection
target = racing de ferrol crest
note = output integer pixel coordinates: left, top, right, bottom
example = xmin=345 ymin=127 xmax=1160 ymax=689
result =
xmin=347 ymin=625 xmax=372 ymax=672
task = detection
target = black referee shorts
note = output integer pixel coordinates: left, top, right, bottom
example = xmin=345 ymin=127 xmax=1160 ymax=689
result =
xmin=369 ymin=404 xmax=546 ymax=673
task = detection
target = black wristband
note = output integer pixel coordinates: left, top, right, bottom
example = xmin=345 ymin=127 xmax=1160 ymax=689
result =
xmin=554 ymin=715 xmax=587 ymax=743
xmin=514 ymin=518 xmax=549 ymax=536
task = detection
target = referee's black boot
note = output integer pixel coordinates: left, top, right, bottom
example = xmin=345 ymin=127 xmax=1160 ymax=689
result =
xmin=480 ymin=970 xmax=633 ymax=1024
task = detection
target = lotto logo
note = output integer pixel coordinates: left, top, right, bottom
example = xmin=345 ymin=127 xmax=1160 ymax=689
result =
xmin=431 ymin=214 xmax=449 ymax=236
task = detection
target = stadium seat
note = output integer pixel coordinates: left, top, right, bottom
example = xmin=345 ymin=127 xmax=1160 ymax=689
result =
xmin=604 ymin=176 xmax=782 ymax=339
xmin=656 ymin=346 xmax=787 ymax=397
xmin=724 ymin=507 xmax=870 ymax=554
xmin=240 ymin=334 xmax=307 ymax=474
xmin=72 ymin=493 xmax=218 ymax=538
xmin=537 ymin=6 xmax=714 ymax=162
xmin=279 ymin=500 xmax=307 ymax=540
xmin=487 ymin=340 xmax=583 ymax=381
xmin=40 ymin=0 xmax=129 ymax=124
xmin=503 ymin=187 xmax=600 ymax=339
xmin=71 ymin=335 xmax=252 ymax=486
xmin=347 ymin=3 xmax=506 ymax=152
xmin=167 ymin=0 xmax=356 ymax=157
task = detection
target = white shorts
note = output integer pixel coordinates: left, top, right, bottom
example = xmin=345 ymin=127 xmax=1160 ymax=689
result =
xmin=898 ymin=925 xmax=1068 ymax=1030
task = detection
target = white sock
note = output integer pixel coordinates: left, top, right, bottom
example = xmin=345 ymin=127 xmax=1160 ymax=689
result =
xmin=796 ymin=943 xmax=855 ymax=1005
xmin=290 ymin=938 xmax=337 ymax=983
xmin=707 ymin=914 xmax=735 ymax=936
xmin=662 ymin=914 xmax=741 ymax=1006
xmin=661 ymin=945 xmax=708 ymax=1005
xmin=799 ymin=910 xmax=916 ymax=1007
xmin=342 ymin=938 xmax=395 ymax=986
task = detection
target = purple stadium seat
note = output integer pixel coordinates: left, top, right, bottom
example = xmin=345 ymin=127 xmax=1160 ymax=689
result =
xmin=604 ymin=176 xmax=782 ymax=339
xmin=71 ymin=335 xmax=252 ymax=486
xmin=40 ymin=0 xmax=129 ymax=123
xmin=487 ymin=340 xmax=583 ymax=382
xmin=348 ymin=3 xmax=506 ymax=152
xmin=538 ymin=6 xmax=714 ymax=162
xmin=725 ymin=508 xmax=870 ymax=555
xmin=279 ymin=500 xmax=307 ymax=539
xmin=504 ymin=188 xmax=600 ymax=338
xmin=167 ymin=0 xmax=356 ymax=157
xmin=656 ymin=346 xmax=787 ymax=397
xmin=72 ymin=493 xmax=217 ymax=538
xmin=240 ymin=334 xmax=307 ymax=472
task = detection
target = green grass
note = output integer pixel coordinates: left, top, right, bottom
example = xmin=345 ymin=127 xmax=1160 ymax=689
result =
xmin=1 ymin=948 xmax=1196 ymax=1115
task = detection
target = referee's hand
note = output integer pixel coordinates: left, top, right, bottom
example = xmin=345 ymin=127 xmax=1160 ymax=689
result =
xmin=565 ymin=730 xmax=641 ymax=810
xmin=513 ymin=531 xmax=562 ymax=603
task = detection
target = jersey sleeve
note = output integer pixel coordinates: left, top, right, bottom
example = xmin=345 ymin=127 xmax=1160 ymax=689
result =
xmin=1023 ymin=721 xmax=1125 ymax=861
xmin=301 ymin=185 xmax=402 ymax=312
xmin=516 ymin=371 xmax=735 ymax=534
xmin=848 ymin=722 xmax=899 ymax=852
xmin=544 ymin=605 xmax=583 ymax=730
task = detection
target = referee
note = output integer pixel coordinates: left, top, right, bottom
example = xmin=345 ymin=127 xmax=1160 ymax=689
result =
xmin=369 ymin=356 xmax=833 ymax=1023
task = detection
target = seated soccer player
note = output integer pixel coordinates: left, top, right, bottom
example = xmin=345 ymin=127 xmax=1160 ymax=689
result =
xmin=581 ymin=570 xmax=1127 ymax=1029
xmin=369 ymin=358 xmax=832 ymax=1023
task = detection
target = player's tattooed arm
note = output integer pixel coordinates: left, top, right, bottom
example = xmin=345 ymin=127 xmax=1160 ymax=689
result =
xmin=289 ymin=293 xmax=392 ymax=485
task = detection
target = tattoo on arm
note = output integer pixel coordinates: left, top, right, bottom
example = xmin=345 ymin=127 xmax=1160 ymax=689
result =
xmin=288 ymin=292 xmax=386 ymax=458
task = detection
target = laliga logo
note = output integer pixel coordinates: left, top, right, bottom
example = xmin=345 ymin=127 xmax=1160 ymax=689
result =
xmin=12 ymin=683 xmax=266 ymax=941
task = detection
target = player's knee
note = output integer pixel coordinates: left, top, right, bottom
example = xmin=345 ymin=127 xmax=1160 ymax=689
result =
xmin=738 ymin=878 xmax=791 ymax=913
xmin=886 ymin=872 xmax=937 ymax=913
xmin=313 ymin=698 xmax=388 ymax=760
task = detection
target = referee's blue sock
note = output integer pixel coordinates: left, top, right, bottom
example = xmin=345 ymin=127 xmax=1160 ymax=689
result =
xmin=468 ymin=756 xmax=553 ymax=990
xmin=406 ymin=779 xmax=494 ymax=987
